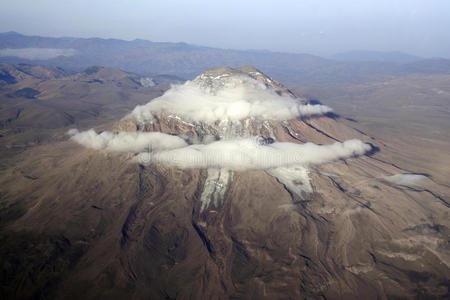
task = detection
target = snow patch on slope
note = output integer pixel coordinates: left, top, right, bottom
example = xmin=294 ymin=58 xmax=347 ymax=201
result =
xmin=267 ymin=166 xmax=313 ymax=198
xmin=200 ymin=169 xmax=233 ymax=212
xmin=384 ymin=174 xmax=427 ymax=186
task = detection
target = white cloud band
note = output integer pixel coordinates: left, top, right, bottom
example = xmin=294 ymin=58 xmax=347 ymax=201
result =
xmin=127 ymin=77 xmax=332 ymax=124
xmin=0 ymin=48 xmax=78 ymax=60
xmin=68 ymin=129 xmax=187 ymax=153
xmin=135 ymin=137 xmax=371 ymax=170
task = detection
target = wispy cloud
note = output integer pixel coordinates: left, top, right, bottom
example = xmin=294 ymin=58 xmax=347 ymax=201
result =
xmin=68 ymin=129 xmax=187 ymax=153
xmin=0 ymin=48 xmax=77 ymax=60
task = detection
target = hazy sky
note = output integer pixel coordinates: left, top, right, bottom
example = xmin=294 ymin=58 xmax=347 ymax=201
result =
xmin=1 ymin=0 xmax=449 ymax=57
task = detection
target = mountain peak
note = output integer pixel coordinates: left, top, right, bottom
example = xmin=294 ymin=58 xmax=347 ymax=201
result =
xmin=193 ymin=66 xmax=296 ymax=98
xmin=0 ymin=31 xmax=22 ymax=36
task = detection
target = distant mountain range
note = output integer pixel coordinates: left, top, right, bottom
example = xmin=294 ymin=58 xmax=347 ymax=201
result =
xmin=331 ymin=50 xmax=423 ymax=64
xmin=1 ymin=31 xmax=449 ymax=85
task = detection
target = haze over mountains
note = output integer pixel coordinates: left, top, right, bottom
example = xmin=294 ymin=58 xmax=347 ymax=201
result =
xmin=1 ymin=32 xmax=450 ymax=86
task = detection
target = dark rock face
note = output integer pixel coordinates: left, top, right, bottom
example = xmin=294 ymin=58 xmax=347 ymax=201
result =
xmin=14 ymin=87 xmax=40 ymax=98
xmin=257 ymin=136 xmax=275 ymax=145
xmin=83 ymin=66 xmax=101 ymax=75
xmin=0 ymin=70 xmax=17 ymax=84
xmin=0 ymin=67 xmax=448 ymax=300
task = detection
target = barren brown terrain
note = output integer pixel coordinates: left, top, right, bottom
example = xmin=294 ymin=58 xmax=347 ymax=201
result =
xmin=295 ymin=73 xmax=450 ymax=184
xmin=0 ymin=65 xmax=449 ymax=300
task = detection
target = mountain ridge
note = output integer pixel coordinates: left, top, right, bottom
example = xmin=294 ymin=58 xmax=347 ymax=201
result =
xmin=331 ymin=50 xmax=423 ymax=63
xmin=2 ymin=32 xmax=449 ymax=86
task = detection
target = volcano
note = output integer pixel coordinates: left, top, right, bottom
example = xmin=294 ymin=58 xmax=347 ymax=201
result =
xmin=1 ymin=66 xmax=449 ymax=299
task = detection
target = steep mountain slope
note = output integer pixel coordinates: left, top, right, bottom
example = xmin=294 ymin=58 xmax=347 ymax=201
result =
xmin=0 ymin=67 xmax=449 ymax=300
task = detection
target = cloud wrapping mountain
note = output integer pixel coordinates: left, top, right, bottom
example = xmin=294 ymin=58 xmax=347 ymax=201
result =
xmin=135 ymin=137 xmax=371 ymax=170
xmin=69 ymin=71 xmax=370 ymax=171
xmin=127 ymin=77 xmax=332 ymax=123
